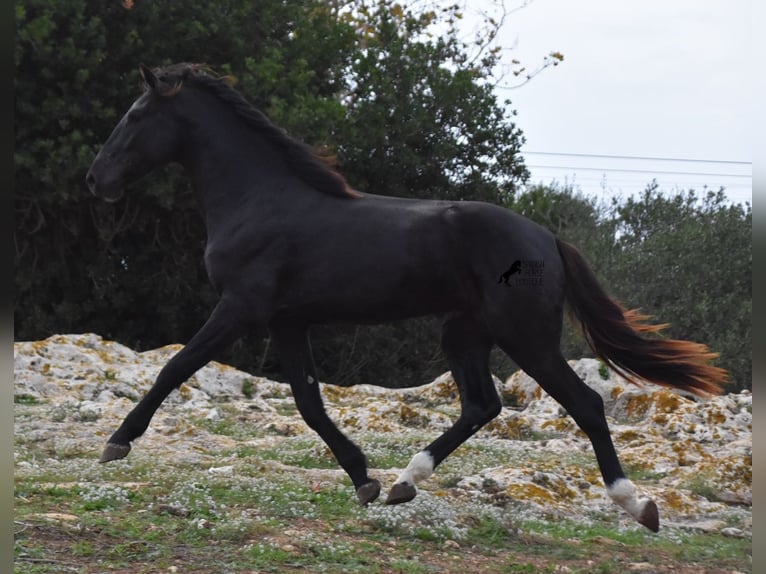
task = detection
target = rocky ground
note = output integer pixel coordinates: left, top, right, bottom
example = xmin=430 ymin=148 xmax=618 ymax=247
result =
xmin=14 ymin=334 xmax=752 ymax=572
xmin=14 ymin=333 xmax=751 ymax=534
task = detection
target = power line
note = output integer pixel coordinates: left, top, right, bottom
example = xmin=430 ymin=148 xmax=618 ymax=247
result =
xmin=528 ymin=175 xmax=752 ymax=190
xmin=522 ymin=151 xmax=751 ymax=166
xmin=521 ymin=151 xmax=752 ymax=204
xmin=526 ymin=164 xmax=752 ymax=178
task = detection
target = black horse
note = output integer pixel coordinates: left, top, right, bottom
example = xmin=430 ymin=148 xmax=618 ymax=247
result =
xmin=87 ymin=64 xmax=726 ymax=532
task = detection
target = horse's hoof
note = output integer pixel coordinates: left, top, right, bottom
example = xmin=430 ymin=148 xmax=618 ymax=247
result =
xmin=99 ymin=442 xmax=131 ymax=463
xmin=638 ymin=499 xmax=660 ymax=532
xmin=356 ymin=480 xmax=381 ymax=506
xmin=385 ymin=482 xmax=417 ymax=505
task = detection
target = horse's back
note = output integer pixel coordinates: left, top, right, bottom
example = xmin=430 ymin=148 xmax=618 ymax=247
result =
xmin=441 ymin=200 xmax=562 ymax=275
xmin=352 ymin=196 xmax=567 ymax=322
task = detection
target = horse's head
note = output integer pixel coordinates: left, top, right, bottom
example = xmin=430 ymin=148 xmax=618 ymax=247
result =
xmin=86 ymin=65 xmax=185 ymax=202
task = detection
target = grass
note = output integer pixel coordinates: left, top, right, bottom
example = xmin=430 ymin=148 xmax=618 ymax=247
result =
xmin=14 ymin=394 xmax=41 ymax=405
xmin=13 ymin=397 xmax=751 ymax=574
xmin=622 ymin=462 xmax=669 ymax=482
xmin=682 ymin=474 xmax=724 ymax=503
xmin=241 ymin=378 xmax=256 ymax=399
xmin=14 ymin=460 xmax=750 ymax=574
xmin=257 ymin=441 xmax=339 ymax=470
xmin=518 ymin=517 xmax=751 ymax=563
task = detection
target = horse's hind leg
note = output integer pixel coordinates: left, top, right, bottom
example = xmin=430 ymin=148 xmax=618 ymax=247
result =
xmin=270 ymin=325 xmax=381 ymax=505
xmin=502 ymin=343 xmax=659 ymax=532
xmin=387 ymin=313 xmax=501 ymax=504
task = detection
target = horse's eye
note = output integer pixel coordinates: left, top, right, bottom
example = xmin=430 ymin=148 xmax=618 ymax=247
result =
xmin=126 ymin=110 xmax=144 ymax=124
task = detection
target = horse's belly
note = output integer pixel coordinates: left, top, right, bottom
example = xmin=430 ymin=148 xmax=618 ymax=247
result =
xmin=274 ymin=268 xmax=467 ymax=325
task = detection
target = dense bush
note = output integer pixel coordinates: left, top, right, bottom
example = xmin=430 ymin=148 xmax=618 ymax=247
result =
xmin=514 ymin=183 xmax=751 ymax=392
xmin=15 ymin=1 xmax=750 ymax=392
xmin=15 ymin=0 xmax=526 ymax=387
xmin=605 ymin=186 xmax=751 ymax=392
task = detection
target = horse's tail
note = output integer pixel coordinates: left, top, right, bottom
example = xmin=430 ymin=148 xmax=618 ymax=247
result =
xmin=555 ymin=238 xmax=726 ymax=397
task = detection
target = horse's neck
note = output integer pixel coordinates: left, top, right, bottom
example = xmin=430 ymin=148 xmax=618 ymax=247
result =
xmin=182 ymin=120 xmax=266 ymax=193
xmin=181 ymin=127 xmax=318 ymax=233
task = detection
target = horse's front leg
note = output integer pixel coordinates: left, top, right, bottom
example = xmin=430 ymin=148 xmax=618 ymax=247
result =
xmin=100 ymin=297 xmax=247 ymax=463
xmin=270 ymin=325 xmax=380 ymax=505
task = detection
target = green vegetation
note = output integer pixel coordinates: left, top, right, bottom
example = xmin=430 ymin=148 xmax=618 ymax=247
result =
xmin=14 ymin=395 xmax=751 ymax=573
xmin=15 ymin=462 xmax=750 ymax=573
xmin=15 ymin=0 xmax=750 ymax=399
xmin=682 ymin=475 xmax=724 ymax=503
xmin=14 ymin=394 xmax=40 ymax=405
xmin=513 ymin=184 xmax=751 ymax=392
xmin=241 ymin=378 xmax=256 ymax=399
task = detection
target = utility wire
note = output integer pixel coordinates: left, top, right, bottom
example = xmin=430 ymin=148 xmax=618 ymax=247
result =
xmin=522 ymin=151 xmax=751 ymax=166
xmin=520 ymin=151 xmax=752 ymax=204
xmin=526 ymin=165 xmax=751 ymax=178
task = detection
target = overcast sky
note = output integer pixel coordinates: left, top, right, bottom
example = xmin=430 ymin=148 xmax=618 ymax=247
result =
xmin=459 ymin=0 xmax=752 ymax=204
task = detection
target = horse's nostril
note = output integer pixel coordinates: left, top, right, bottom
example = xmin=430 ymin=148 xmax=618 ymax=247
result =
xmin=86 ymin=171 xmax=96 ymax=192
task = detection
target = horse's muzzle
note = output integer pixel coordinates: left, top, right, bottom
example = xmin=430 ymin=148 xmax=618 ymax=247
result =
xmin=85 ymin=170 xmax=97 ymax=195
xmin=86 ymin=166 xmax=125 ymax=203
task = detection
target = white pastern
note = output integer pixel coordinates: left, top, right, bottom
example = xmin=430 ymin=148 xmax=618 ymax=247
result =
xmin=394 ymin=451 xmax=434 ymax=486
xmin=607 ymin=478 xmax=651 ymax=520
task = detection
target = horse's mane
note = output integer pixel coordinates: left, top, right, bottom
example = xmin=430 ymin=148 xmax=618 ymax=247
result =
xmin=147 ymin=63 xmax=359 ymax=199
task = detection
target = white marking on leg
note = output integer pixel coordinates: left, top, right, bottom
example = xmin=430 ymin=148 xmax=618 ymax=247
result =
xmin=394 ymin=451 xmax=434 ymax=486
xmin=607 ymin=478 xmax=651 ymax=520
xmin=307 ymin=375 xmax=315 ymax=384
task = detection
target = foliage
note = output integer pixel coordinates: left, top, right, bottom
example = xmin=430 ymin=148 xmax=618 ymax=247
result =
xmin=337 ymin=0 xmax=527 ymax=204
xmin=14 ymin=394 xmax=752 ymax=573
xmin=15 ymin=1 xmax=750 ymax=393
xmin=14 ymin=0 xmax=527 ymax=386
xmin=514 ymin=183 xmax=751 ymax=392
xmin=606 ymin=185 xmax=752 ymax=392
xmin=15 ymin=0 xmax=331 ymax=348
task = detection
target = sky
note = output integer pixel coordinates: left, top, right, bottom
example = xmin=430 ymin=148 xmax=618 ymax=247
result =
xmin=458 ymin=0 xmax=753 ymax=204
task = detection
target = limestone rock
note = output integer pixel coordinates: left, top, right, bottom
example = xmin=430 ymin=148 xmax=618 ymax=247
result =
xmin=14 ymin=335 xmax=751 ymax=536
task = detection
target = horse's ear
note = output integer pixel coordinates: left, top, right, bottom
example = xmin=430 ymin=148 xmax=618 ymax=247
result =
xmin=139 ymin=64 xmax=158 ymax=90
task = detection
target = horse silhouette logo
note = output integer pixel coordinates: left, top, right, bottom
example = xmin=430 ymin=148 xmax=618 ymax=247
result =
xmin=498 ymin=260 xmax=522 ymax=285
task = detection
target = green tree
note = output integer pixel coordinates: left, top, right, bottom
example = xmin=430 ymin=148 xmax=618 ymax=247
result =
xmin=337 ymin=1 xmax=527 ymax=203
xmin=15 ymin=0 xmax=359 ymax=358
xmin=304 ymin=1 xmax=530 ymax=387
xmin=510 ymin=183 xmax=751 ymax=392
xmin=606 ymin=185 xmax=751 ymax=392
xmin=15 ymin=0 xmax=530 ymax=389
